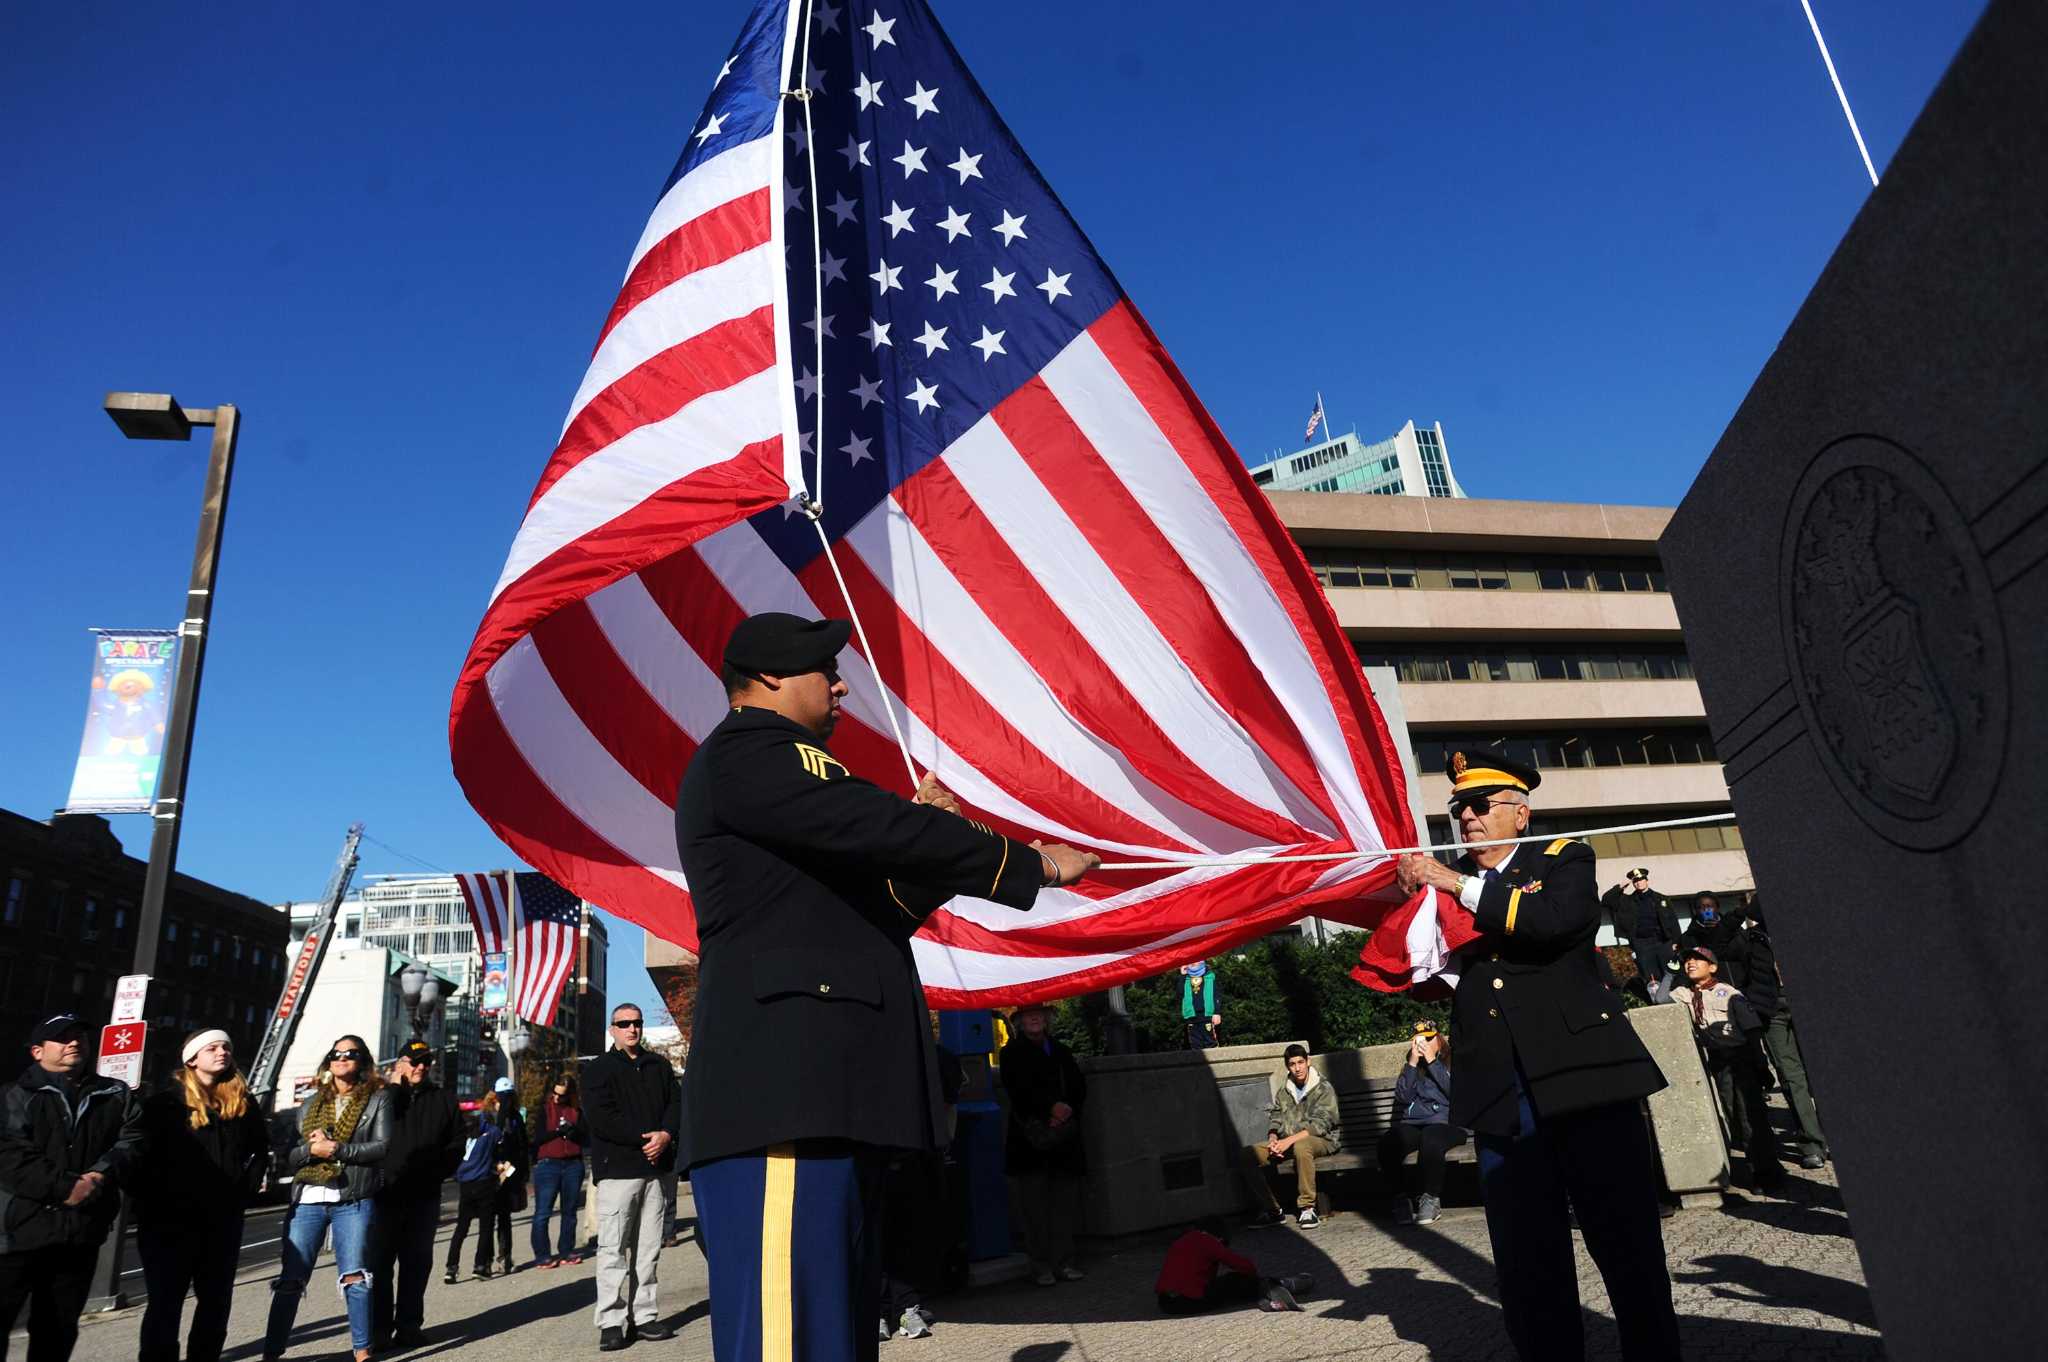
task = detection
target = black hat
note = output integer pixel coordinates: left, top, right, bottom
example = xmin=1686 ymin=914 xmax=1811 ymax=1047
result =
xmin=723 ymin=612 xmax=852 ymax=677
xmin=1685 ymin=945 xmax=1719 ymax=966
xmin=29 ymin=1013 xmax=83 ymax=1046
xmin=1444 ymin=748 xmax=1542 ymax=799
xmin=399 ymin=1040 xmax=435 ymax=1065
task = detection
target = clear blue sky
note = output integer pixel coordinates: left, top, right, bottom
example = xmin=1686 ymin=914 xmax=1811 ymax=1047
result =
xmin=0 ymin=1 xmax=1982 ymax=1018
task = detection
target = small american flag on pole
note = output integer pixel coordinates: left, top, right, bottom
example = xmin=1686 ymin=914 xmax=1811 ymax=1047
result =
xmin=512 ymin=872 xmax=583 ymax=1027
xmin=454 ymin=871 xmax=512 ymax=957
xmin=1304 ymin=394 xmax=1326 ymax=442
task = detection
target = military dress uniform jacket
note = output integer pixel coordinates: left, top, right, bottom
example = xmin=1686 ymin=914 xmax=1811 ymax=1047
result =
xmin=676 ymin=707 xmax=1045 ymax=1168
xmin=1448 ymin=839 xmax=1668 ymax=1136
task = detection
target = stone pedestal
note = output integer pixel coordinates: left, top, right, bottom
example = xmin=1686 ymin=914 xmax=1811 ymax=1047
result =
xmin=1661 ymin=3 xmax=2047 ymax=1355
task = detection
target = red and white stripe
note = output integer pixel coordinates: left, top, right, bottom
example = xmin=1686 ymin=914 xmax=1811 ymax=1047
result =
xmin=449 ymin=103 xmax=1419 ymax=1008
xmin=454 ymin=871 xmax=512 ymax=958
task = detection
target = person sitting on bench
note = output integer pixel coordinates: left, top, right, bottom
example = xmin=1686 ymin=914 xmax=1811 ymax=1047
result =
xmin=1376 ymin=1019 xmax=1469 ymax=1225
xmin=1244 ymin=1045 xmax=1342 ymax=1228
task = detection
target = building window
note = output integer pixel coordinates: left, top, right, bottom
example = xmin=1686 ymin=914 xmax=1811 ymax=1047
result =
xmin=1412 ymin=728 xmax=1719 ymax=775
xmin=113 ymin=904 xmax=129 ymax=935
xmin=2 ymin=877 xmax=22 ymax=926
xmin=1358 ymin=645 xmax=1694 ymax=685
xmin=165 ymin=919 xmax=180 ymax=943
xmin=1306 ymin=549 xmax=1667 ymax=594
xmin=232 ymin=937 xmax=244 ymax=961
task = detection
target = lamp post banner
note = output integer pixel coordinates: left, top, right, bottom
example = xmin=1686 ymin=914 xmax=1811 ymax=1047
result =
xmin=63 ymin=628 xmax=179 ymax=814
xmin=481 ymin=951 xmax=509 ymax=1014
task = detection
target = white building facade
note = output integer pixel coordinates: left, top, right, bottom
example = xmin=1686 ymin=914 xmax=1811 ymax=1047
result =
xmin=1248 ymin=420 xmax=1466 ymax=498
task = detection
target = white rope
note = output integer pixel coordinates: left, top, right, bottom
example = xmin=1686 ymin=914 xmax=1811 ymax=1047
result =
xmin=791 ymin=0 xmax=829 ymax=507
xmin=1798 ymin=0 xmax=1880 ymax=187
xmin=1093 ymin=810 xmax=1738 ymax=872
xmin=807 ymin=515 xmax=921 ymax=787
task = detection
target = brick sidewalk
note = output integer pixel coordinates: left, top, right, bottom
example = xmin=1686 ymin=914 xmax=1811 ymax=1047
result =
xmin=57 ymin=1162 xmax=1879 ymax=1361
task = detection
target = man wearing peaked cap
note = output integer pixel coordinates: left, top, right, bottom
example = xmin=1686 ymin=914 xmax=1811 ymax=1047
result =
xmin=677 ymin=611 xmax=1100 ymax=1362
xmin=1395 ymin=747 xmax=1678 ymax=1361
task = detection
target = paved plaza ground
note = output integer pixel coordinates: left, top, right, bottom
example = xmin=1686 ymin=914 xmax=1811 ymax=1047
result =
xmin=54 ymin=1155 xmax=1880 ymax=1362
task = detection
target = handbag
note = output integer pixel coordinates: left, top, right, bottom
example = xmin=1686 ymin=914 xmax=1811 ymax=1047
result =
xmin=1020 ymin=1116 xmax=1078 ymax=1151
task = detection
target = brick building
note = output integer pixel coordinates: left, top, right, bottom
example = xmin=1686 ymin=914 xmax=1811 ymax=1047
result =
xmin=0 ymin=807 xmax=287 ymax=1088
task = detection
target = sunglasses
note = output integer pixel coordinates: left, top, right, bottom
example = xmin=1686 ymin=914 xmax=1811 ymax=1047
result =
xmin=612 ymin=1019 xmax=644 ymax=1029
xmin=1448 ymin=794 xmax=1515 ymax=818
xmin=327 ymin=1049 xmax=368 ymax=1063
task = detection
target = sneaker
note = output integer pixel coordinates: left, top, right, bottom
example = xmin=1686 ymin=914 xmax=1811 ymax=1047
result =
xmin=895 ymin=1305 xmax=934 ymax=1339
xmin=598 ymin=1326 xmax=627 ymax=1352
xmin=1033 ymin=1268 xmax=1057 ymax=1287
xmin=1057 ymin=1264 xmax=1085 ymax=1282
xmin=442 ymin=1269 xmax=458 ymax=1286
xmin=1413 ymin=1194 xmax=1442 ymax=1225
xmin=880 ymin=1317 xmax=894 ymax=1341
xmin=1391 ymin=1195 xmax=1415 ymax=1224
xmin=1278 ymin=1272 xmax=1315 ymax=1298
xmin=475 ymin=1264 xmax=493 ymax=1280
xmin=1245 ymin=1208 xmax=1286 ymax=1229
xmin=636 ymin=1322 xmax=676 ymax=1341
xmin=1296 ymin=1207 xmax=1322 ymax=1229
xmin=1799 ymin=1152 xmax=1826 ymax=1170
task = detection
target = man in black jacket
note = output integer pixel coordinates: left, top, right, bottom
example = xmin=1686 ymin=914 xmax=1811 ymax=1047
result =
xmin=1397 ymin=752 xmax=1677 ymax=1362
xmin=583 ymin=1004 xmax=679 ymax=1352
xmin=676 ymin=613 xmax=1097 ymax=1362
xmin=368 ymin=1041 xmax=462 ymax=1351
xmin=1602 ymin=867 xmax=1680 ymax=999
xmin=0 ymin=1013 xmax=145 ymax=1362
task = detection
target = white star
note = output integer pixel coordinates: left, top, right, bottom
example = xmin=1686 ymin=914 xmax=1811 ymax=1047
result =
xmin=906 ymin=377 xmax=940 ymax=414
xmin=893 ymin=141 xmax=928 ymax=177
xmin=802 ymin=311 xmax=837 ymax=340
xmin=864 ymin=11 xmax=897 ymax=47
xmin=905 ymin=81 xmax=940 ymax=119
xmin=842 ymin=431 xmax=874 ymax=465
xmin=820 ymin=250 xmax=847 ymax=284
xmin=784 ymin=179 xmax=807 ymax=213
xmin=827 ymin=192 xmax=859 ymax=226
xmin=1036 ymin=268 xmax=1073 ymax=303
xmin=993 ymin=209 xmax=1028 ymax=246
xmin=869 ymin=257 xmax=904 ymax=294
xmin=949 ymin=148 xmax=984 ymax=183
xmin=854 ymin=73 xmax=885 ymax=110
xmin=981 ymin=267 xmax=1017 ymax=304
xmin=787 ymin=123 xmax=810 ymax=153
xmin=851 ymin=375 xmax=883 ymax=408
xmin=795 ymin=366 xmax=821 ymax=401
xmin=782 ymin=497 xmax=804 ymax=519
xmin=695 ymin=112 xmax=727 ymax=146
xmin=715 ymin=55 xmax=735 ymax=86
xmin=839 ymin=135 xmax=872 ymax=170
xmin=925 ymin=263 xmax=959 ymax=300
xmin=798 ymin=428 xmax=816 ymax=457
xmin=864 ymin=317 xmax=893 ymax=349
xmin=814 ymin=1 xmax=842 ymax=32
xmin=804 ymin=57 xmax=826 ymax=94
xmin=881 ymin=200 xmax=916 ymax=237
xmin=913 ymin=321 xmax=949 ymax=356
xmin=971 ymin=325 xmax=1007 ymax=362
xmin=936 ymin=206 xmax=972 ymax=241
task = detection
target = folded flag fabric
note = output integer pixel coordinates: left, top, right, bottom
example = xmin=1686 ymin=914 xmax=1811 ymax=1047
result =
xmin=1350 ymin=885 xmax=1481 ymax=994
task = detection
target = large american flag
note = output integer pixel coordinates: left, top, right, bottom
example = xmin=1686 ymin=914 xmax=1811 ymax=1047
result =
xmin=454 ymin=870 xmax=512 ymax=957
xmin=448 ymin=0 xmax=1416 ymax=1006
xmin=512 ymin=872 xmax=584 ymax=1027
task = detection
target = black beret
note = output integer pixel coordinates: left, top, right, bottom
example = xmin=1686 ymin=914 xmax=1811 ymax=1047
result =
xmin=723 ymin=612 xmax=852 ymax=676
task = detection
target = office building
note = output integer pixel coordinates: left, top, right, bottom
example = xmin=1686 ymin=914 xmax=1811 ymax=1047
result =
xmin=1271 ymin=490 xmax=1747 ymax=913
xmin=1249 ymin=420 xmax=1466 ymax=499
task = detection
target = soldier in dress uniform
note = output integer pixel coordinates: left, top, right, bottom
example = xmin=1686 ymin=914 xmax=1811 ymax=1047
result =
xmin=676 ymin=612 xmax=1098 ymax=1362
xmin=1396 ymin=749 xmax=1679 ymax=1362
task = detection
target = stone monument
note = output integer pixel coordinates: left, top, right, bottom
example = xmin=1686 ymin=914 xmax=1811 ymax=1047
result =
xmin=1660 ymin=2 xmax=2045 ymax=1356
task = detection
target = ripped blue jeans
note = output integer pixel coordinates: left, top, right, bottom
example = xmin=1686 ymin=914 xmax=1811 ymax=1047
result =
xmin=264 ymin=1194 xmax=375 ymax=1355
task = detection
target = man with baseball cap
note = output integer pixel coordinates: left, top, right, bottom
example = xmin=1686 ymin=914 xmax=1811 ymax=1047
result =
xmin=1395 ymin=749 xmax=1677 ymax=1361
xmin=367 ymin=1040 xmax=462 ymax=1351
xmin=0 ymin=1014 xmax=144 ymax=1361
xmin=678 ymin=611 xmax=1099 ymax=1362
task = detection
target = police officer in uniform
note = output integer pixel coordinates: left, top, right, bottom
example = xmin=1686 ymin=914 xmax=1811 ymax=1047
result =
xmin=676 ymin=612 xmax=1098 ymax=1362
xmin=1397 ymin=749 xmax=1679 ymax=1362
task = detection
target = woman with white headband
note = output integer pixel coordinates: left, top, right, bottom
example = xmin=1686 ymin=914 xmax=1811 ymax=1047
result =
xmin=134 ymin=1028 xmax=271 ymax=1362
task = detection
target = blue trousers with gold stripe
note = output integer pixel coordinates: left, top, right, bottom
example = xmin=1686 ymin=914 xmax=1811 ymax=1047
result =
xmin=693 ymin=1143 xmax=884 ymax=1362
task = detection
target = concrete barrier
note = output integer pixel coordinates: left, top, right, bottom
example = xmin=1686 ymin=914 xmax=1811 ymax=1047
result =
xmin=1071 ymin=1005 xmax=1728 ymax=1237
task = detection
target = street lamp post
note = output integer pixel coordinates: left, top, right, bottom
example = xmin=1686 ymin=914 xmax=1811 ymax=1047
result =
xmin=88 ymin=392 xmax=241 ymax=1311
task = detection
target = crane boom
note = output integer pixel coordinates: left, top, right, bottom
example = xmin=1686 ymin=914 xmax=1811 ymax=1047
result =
xmin=248 ymin=822 xmax=363 ymax=1107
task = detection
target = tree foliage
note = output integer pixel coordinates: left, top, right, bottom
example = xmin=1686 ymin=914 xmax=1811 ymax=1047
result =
xmin=1048 ymin=929 xmax=1445 ymax=1057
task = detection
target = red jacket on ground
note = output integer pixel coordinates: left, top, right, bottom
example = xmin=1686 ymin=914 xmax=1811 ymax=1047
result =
xmin=1154 ymin=1230 xmax=1257 ymax=1298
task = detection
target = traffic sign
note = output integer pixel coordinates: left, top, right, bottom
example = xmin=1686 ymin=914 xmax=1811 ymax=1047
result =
xmin=111 ymin=975 xmax=150 ymax=1025
xmin=97 ymin=1021 xmax=145 ymax=1087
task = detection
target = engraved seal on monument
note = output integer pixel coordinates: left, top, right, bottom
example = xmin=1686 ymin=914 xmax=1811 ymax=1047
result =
xmin=1780 ymin=436 xmax=2007 ymax=849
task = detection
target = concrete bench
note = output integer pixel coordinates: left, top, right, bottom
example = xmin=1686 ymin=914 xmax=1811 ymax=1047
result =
xmin=1297 ymin=1079 xmax=1476 ymax=1176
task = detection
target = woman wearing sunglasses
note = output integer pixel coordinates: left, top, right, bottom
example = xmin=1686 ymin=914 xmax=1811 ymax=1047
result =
xmin=262 ymin=1035 xmax=391 ymax=1362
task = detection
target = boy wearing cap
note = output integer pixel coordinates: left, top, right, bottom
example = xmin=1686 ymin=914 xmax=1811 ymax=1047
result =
xmin=1672 ymin=949 xmax=1787 ymax=1194
xmin=0 ymin=1014 xmax=145 ymax=1361
xmin=678 ymin=611 xmax=1099 ymax=1362
xmin=1394 ymin=749 xmax=1677 ymax=1362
